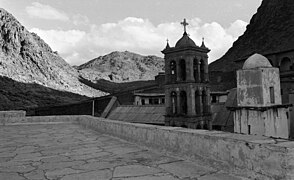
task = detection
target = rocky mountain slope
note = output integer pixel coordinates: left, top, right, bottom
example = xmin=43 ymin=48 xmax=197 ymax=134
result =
xmin=77 ymin=51 xmax=164 ymax=82
xmin=0 ymin=76 xmax=88 ymax=110
xmin=0 ymin=8 xmax=103 ymax=98
xmin=209 ymin=0 xmax=294 ymax=72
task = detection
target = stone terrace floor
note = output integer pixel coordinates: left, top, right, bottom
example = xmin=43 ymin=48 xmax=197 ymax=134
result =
xmin=0 ymin=123 xmax=248 ymax=180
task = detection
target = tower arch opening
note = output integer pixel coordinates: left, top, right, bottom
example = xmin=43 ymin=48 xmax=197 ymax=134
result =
xmin=280 ymin=57 xmax=291 ymax=72
xmin=170 ymin=60 xmax=177 ymax=82
xmin=180 ymin=59 xmax=186 ymax=81
xmin=180 ymin=91 xmax=187 ymax=115
xmin=200 ymin=59 xmax=205 ymax=82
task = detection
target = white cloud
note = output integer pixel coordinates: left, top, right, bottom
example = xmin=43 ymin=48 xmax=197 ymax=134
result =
xmin=72 ymin=14 xmax=90 ymax=26
xmin=26 ymin=2 xmax=69 ymax=21
xmin=30 ymin=17 xmax=248 ymax=65
xmin=30 ymin=28 xmax=86 ymax=54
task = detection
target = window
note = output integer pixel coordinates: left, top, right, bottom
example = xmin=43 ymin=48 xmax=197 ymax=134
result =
xmin=211 ymin=95 xmax=217 ymax=103
xmin=141 ymin=99 xmax=145 ymax=105
xmin=180 ymin=59 xmax=186 ymax=81
xmin=170 ymin=61 xmax=176 ymax=75
xmin=161 ymin=98 xmax=165 ymax=104
xmin=270 ymin=87 xmax=275 ymax=103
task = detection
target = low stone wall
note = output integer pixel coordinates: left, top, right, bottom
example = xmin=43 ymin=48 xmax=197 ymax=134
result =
xmin=2 ymin=115 xmax=294 ymax=179
xmin=0 ymin=110 xmax=26 ymax=118
xmin=0 ymin=115 xmax=81 ymax=125
xmin=76 ymin=116 xmax=294 ymax=180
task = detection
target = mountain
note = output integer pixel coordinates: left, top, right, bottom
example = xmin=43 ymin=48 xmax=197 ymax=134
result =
xmin=77 ymin=51 xmax=164 ymax=82
xmin=209 ymin=0 xmax=294 ymax=72
xmin=0 ymin=8 xmax=104 ymax=98
xmin=0 ymin=76 xmax=88 ymax=110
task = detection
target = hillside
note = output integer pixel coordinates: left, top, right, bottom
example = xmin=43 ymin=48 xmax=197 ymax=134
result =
xmin=209 ymin=0 xmax=294 ymax=72
xmin=0 ymin=76 xmax=89 ymax=110
xmin=78 ymin=51 xmax=164 ymax=82
xmin=0 ymin=8 xmax=104 ymax=98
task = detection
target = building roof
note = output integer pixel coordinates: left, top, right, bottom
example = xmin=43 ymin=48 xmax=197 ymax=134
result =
xmin=213 ymin=88 xmax=236 ymax=127
xmin=242 ymin=53 xmax=272 ymax=69
xmin=175 ymin=32 xmax=197 ymax=48
xmin=107 ymin=105 xmax=165 ymax=125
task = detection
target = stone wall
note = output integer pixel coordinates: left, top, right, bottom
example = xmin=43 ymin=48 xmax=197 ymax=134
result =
xmin=2 ymin=115 xmax=294 ymax=179
xmin=76 ymin=116 xmax=294 ymax=180
xmin=0 ymin=115 xmax=80 ymax=125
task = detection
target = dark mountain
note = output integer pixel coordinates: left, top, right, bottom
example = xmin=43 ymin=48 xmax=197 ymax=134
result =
xmin=0 ymin=8 xmax=104 ymax=97
xmin=78 ymin=51 xmax=164 ymax=82
xmin=209 ymin=0 xmax=294 ymax=72
xmin=0 ymin=76 xmax=88 ymax=110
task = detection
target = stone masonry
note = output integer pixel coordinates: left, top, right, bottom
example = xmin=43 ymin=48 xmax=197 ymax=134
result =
xmin=0 ymin=122 xmax=247 ymax=180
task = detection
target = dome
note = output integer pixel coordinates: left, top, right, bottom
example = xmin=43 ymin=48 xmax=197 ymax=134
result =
xmin=175 ymin=32 xmax=197 ymax=48
xmin=242 ymin=53 xmax=272 ymax=69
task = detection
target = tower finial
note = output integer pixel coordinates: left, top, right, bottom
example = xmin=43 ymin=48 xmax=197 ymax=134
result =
xmin=165 ymin=38 xmax=170 ymax=49
xmin=201 ymin=37 xmax=207 ymax=48
xmin=180 ymin=18 xmax=189 ymax=34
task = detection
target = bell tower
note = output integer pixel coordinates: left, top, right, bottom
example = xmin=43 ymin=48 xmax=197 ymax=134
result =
xmin=162 ymin=19 xmax=212 ymax=129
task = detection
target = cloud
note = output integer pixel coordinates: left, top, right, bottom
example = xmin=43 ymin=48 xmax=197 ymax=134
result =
xmin=30 ymin=17 xmax=248 ymax=65
xmin=30 ymin=28 xmax=85 ymax=58
xmin=72 ymin=14 xmax=90 ymax=26
xmin=26 ymin=2 xmax=69 ymax=21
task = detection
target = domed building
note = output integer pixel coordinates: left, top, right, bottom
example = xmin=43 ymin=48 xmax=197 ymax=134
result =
xmin=229 ymin=53 xmax=291 ymax=138
xmin=162 ymin=19 xmax=212 ymax=129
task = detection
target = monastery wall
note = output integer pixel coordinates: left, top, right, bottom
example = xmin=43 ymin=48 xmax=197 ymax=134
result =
xmin=1 ymin=114 xmax=294 ymax=179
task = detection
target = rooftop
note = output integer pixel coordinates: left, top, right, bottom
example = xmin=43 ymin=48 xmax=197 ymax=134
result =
xmin=0 ymin=118 xmax=244 ymax=180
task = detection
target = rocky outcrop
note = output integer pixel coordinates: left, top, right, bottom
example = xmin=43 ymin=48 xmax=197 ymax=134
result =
xmin=209 ymin=0 xmax=294 ymax=72
xmin=0 ymin=8 xmax=104 ymax=97
xmin=78 ymin=51 xmax=164 ymax=82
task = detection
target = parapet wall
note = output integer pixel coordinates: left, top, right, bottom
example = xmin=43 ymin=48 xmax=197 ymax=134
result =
xmin=76 ymin=116 xmax=294 ymax=180
xmin=1 ymin=115 xmax=294 ymax=179
xmin=0 ymin=115 xmax=80 ymax=125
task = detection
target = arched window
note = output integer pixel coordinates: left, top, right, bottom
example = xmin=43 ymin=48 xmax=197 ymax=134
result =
xmin=180 ymin=59 xmax=186 ymax=81
xmin=170 ymin=61 xmax=176 ymax=75
xmin=195 ymin=90 xmax=202 ymax=115
xmin=202 ymin=90 xmax=207 ymax=114
xmin=170 ymin=61 xmax=176 ymax=82
xmin=180 ymin=91 xmax=187 ymax=115
xmin=200 ymin=59 xmax=205 ymax=82
xmin=280 ymin=57 xmax=291 ymax=72
xmin=193 ymin=59 xmax=199 ymax=82
xmin=171 ymin=91 xmax=177 ymax=115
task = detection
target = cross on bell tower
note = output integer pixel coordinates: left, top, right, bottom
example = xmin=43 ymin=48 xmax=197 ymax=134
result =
xmin=180 ymin=18 xmax=189 ymax=33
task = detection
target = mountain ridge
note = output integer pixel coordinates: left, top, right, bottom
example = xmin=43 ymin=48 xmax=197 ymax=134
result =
xmin=209 ymin=0 xmax=294 ymax=72
xmin=78 ymin=50 xmax=164 ymax=82
xmin=0 ymin=8 xmax=104 ymax=97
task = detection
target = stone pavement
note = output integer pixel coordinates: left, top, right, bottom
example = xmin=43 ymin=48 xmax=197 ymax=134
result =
xmin=0 ymin=123 xmax=248 ymax=180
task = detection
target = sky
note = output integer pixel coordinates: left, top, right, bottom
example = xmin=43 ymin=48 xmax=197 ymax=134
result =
xmin=0 ymin=0 xmax=262 ymax=65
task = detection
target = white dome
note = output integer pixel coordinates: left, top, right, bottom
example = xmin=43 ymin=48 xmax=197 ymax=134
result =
xmin=243 ymin=53 xmax=272 ymax=69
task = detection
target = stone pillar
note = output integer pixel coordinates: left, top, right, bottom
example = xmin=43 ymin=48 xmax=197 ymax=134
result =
xmin=190 ymin=88 xmax=196 ymax=116
xmin=187 ymin=87 xmax=195 ymax=116
xmin=165 ymin=90 xmax=171 ymax=115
